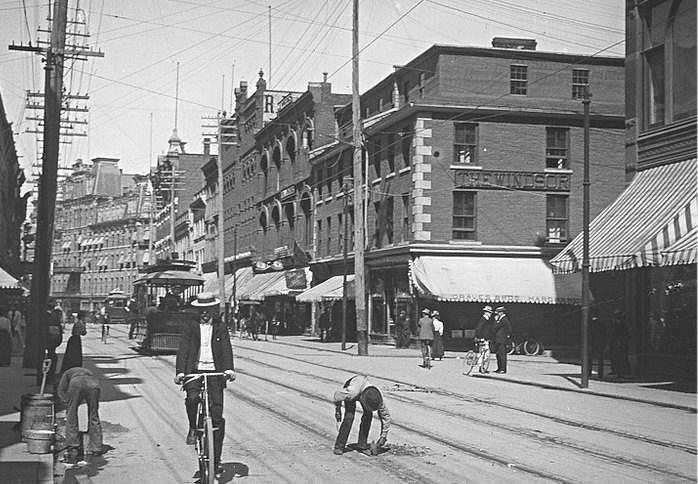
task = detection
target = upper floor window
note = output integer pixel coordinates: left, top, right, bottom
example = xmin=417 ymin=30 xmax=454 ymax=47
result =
xmin=643 ymin=0 xmax=697 ymax=128
xmin=403 ymin=80 xmax=410 ymax=103
xmin=546 ymin=195 xmax=568 ymax=243
xmin=401 ymin=126 xmax=412 ymax=167
xmin=316 ymin=167 xmax=324 ymax=197
xmin=418 ymin=72 xmax=425 ymax=98
xmin=454 ymin=123 xmax=478 ymax=164
xmin=387 ymin=133 xmax=395 ymax=173
xmin=572 ymin=69 xmax=589 ymax=99
xmin=510 ymin=65 xmax=528 ymax=95
xmin=453 ymin=191 xmax=476 ymax=240
xmin=546 ymin=127 xmax=569 ymax=169
xmin=372 ymin=139 xmax=382 ymax=178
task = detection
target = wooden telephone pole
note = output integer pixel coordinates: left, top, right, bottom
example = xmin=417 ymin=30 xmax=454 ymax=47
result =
xmin=10 ymin=0 xmax=102 ymax=374
xmin=352 ymin=0 xmax=368 ymax=355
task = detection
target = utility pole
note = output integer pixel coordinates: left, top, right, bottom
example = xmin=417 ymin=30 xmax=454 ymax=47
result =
xmin=581 ymin=87 xmax=591 ymax=389
xmin=17 ymin=0 xmax=67 ymax=375
xmin=341 ymin=180 xmax=352 ymax=351
xmin=352 ymin=0 xmax=368 ymax=355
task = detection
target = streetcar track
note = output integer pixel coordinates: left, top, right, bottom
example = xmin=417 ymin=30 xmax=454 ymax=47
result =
xmin=234 ymin=346 xmax=696 ymax=482
xmin=238 ymin=343 xmax=697 ymax=455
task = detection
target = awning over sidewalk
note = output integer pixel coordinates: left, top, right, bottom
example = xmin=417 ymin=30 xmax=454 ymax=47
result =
xmin=257 ymin=267 xmax=311 ymax=299
xmin=0 ymin=267 xmax=23 ymax=290
xmin=237 ymin=271 xmax=287 ymax=302
xmin=297 ymin=274 xmax=355 ymax=302
xmin=410 ymin=255 xmax=583 ymax=305
xmin=551 ymin=158 xmax=697 ymax=273
xmin=661 ymin=227 xmax=697 ymax=266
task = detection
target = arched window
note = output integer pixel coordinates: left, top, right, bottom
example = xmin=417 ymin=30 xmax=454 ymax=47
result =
xmin=670 ymin=0 xmax=696 ymax=120
xmin=300 ymin=193 xmax=312 ymax=249
xmin=272 ymin=144 xmax=282 ymax=172
xmin=271 ymin=204 xmax=281 ymax=247
xmin=260 ymin=154 xmax=269 ymax=192
xmin=286 ymin=133 xmax=297 ymax=164
xmin=259 ymin=211 xmax=268 ymax=257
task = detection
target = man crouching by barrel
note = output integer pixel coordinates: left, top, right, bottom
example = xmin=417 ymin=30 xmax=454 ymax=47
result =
xmin=58 ymin=367 xmax=103 ymax=465
xmin=333 ymin=374 xmax=390 ymax=456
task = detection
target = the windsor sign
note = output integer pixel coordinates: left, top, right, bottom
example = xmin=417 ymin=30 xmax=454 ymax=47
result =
xmin=454 ymin=169 xmax=571 ymax=192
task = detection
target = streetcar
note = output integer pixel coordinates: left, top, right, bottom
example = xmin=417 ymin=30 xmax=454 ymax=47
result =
xmin=104 ymin=289 xmax=131 ymax=324
xmin=132 ymin=259 xmax=205 ymax=353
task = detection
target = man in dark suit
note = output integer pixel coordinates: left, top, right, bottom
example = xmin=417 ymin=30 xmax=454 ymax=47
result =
xmin=492 ymin=306 xmax=512 ymax=374
xmin=174 ymin=292 xmax=235 ymax=475
xmin=474 ymin=305 xmax=494 ymax=373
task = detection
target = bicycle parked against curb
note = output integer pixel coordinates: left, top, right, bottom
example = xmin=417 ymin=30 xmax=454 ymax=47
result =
xmin=181 ymin=372 xmax=227 ymax=484
xmin=463 ymin=339 xmax=491 ymax=375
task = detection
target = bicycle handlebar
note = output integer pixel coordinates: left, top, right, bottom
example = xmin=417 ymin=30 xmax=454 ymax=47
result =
xmin=180 ymin=372 xmax=229 ymax=386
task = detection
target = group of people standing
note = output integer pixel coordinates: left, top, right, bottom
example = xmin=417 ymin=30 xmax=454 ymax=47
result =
xmin=474 ymin=305 xmax=512 ymax=374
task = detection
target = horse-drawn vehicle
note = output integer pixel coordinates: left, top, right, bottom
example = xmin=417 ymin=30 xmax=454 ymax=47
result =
xmin=132 ymin=260 xmax=205 ymax=353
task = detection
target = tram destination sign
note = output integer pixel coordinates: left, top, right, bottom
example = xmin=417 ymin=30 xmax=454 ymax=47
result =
xmin=454 ymin=169 xmax=571 ymax=192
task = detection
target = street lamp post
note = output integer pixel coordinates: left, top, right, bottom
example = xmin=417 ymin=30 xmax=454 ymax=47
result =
xmin=580 ymin=87 xmax=591 ymax=389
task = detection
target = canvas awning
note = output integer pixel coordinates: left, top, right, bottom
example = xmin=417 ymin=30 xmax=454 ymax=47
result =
xmin=134 ymin=271 xmax=205 ymax=287
xmin=551 ymin=158 xmax=697 ymax=273
xmin=256 ymin=267 xmax=312 ymax=299
xmin=410 ymin=255 xmax=583 ymax=305
xmin=661 ymin=227 xmax=697 ymax=266
xmin=296 ymin=274 xmax=355 ymax=302
xmin=0 ymin=267 xmax=22 ymax=290
xmin=237 ymin=271 xmax=286 ymax=302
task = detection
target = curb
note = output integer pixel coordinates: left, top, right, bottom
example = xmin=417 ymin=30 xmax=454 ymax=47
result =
xmin=472 ymin=373 xmax=697 ymax=413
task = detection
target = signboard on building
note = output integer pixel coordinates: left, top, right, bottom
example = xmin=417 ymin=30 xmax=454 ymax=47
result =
xmin=285 ymin=269 xmax=308 ymax=290
xmin=454 ymin=169 xmax=571 ymax=192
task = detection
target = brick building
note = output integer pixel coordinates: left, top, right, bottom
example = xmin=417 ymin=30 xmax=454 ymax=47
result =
xmin=309 ymin=40 xmax=626 ymax=347
xmin=553 ymin=0 xmax=696 ymax=376
xmin=51 ymin=158 xmax=152 ymax=312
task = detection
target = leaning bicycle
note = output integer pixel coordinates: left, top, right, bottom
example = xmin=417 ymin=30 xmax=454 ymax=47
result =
xmin=181 ymin=372 xmax=226 ymax=484
xmin=463 ymin=338 xmax=491 ymax=375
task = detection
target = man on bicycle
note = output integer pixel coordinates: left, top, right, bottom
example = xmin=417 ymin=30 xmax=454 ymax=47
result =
xmin=175 ymin=292 xmax=235 ymax=475
xmin=474 ymin=305 xmax=494 ymax=373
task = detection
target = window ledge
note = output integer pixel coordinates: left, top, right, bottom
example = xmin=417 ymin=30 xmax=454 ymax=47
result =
xmin=316 ymin=199 xmax=324 ymax=207
xmin=449 ymin=164 xmax=482 ymax=170
xmin=371 ymin=177 xmax=382 ymax=186
xmin=324 ymin=196 xmax=334 ymax=203
xmin=385 ymin=172 xmax=396 ymax=180
xmin=544 ymin=168 xmax=572 ymax=174
xmin=399 ymin=166 xmax=411 ymax=175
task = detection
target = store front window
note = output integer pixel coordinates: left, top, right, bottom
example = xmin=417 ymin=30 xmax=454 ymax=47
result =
xmin=369 ymin=268 xmax=412 ymax=338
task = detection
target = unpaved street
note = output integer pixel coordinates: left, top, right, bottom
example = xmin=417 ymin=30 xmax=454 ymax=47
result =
xmin=61 ymin=325 xmax=696 ymax=483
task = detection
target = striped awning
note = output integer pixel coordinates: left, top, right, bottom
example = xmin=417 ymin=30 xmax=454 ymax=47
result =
xmin=297 ymin=275 xmax=355 ymax=302
xmin=661 ymin=227 xmax=697 ymax=266
xmin=237 ymin=271 xmax=286 ymax=302
xmin=551 ymin=158 xmax=697 ymax=273
xmin=0 ymin=267 xmax=22 ymax=290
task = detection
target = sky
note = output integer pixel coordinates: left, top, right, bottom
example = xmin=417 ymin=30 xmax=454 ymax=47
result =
xmin=0 ymin=0 xmax=625 ymax=190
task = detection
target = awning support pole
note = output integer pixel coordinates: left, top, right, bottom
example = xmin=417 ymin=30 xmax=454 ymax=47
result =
xmin=581 ymin=88 xmax=591 ymax=389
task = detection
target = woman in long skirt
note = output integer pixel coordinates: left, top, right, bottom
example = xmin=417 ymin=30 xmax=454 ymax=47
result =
xmin=0 ymin=306 xmax=12 ymax=366
xmin=61 ymin=315 xmax=87 ymax=373
xmin=431 ymin=310 xmax=445 ymax=361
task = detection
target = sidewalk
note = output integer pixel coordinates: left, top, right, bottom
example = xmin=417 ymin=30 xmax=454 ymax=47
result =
xmin=271 ymin=335 xmax=697 ymax=413
xmin=0 ymin=355 xmax=55 ymax=484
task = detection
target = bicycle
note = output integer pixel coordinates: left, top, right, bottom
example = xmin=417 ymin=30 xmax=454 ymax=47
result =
xmin=181 ymin=372 xmax=227 ymax=484
xmin=507 ymin=335 xmax=543 ymax=356
xmin=101 ymin=323 xmax=110 ymax=344
xmin=463 ymin=339 xmax=491 ymax=375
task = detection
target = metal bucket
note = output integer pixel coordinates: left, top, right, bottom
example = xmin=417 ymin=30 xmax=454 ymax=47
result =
xmin=25 ymin=429 xmax=54 ymax=454
xmin=20 ymin=393 xmax=54 ymax=442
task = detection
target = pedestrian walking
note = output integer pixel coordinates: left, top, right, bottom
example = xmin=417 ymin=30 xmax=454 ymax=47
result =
xmin=333 ymin=374 xmax=391 ymax=456
xmin=474 ymin=305 xmax=494 ymax=373
xmin=417 ymin=308 xmax=434 ymax=369
xmin=61 ymin=313 xmax=87 ymax=373
xmin=8 ymin=304 xmax=24 ymax=357
xmin=0 ymin=306 xmax=11 ymax=366
xmin=395 ymin=309 xmax=412 ymax=349
xmin=610 ymin=309 xmax=631 ymax=378
xmin=174 ymin=292 xmax=235 ymax=475
xmin=248 ymin=306 xmax=262 ymax=341
xmin=588 ymin=310 xmax=607 ymax=379
xmin=492 ymin=306 xmax=512 ymax=374
xmin=319 ymin=306 xmax=331 ymax=342
xmin=431 ymin=310 xmax=445 ymax=360
xmin=58 ymin=367 xmax=103 ymax=465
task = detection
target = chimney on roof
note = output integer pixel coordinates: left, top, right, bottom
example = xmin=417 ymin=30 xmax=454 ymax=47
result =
xmin=491 ymin=37 xmax=537 ymax=50
xmin=203 ymin=138 xmax=211 ymax=156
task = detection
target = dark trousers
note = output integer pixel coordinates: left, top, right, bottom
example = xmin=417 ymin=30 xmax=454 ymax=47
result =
xmin=46 ymin=343 xmax=59 ymax=381
xmin=334 ymin=399 xmax=373 ymax=451
xmin=588 ymin=346 xmax=605 ymax=378
xmin=495 ymin=343 xmax=507 ymax=372
xmin=65 ymin=377 xmax=103 ymax=453
xmin=184 ymin=373 xmax=225 ymax=465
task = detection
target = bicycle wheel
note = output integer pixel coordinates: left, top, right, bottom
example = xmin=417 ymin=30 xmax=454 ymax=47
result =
xmin=206 ymin=418 xmax=216 ymax=483
xmin=507 ymin=340 xmax=516 ymax=355
xmin=480 ymin=351 xmax=491 ymax=373
xmin=463 ymin=350 xmax=476 ymax=375
xmin=524 ymin=339 xmax=541 ymax=356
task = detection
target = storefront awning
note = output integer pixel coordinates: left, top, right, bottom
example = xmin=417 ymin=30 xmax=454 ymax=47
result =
xmin=551 ymin=158 xmax=697 ymax=273
xmin=237 ymin=271 xmax=287 ymax=302
xmin=0 ymin=267 xmax=22 ymax=290
xmin=661 ymin=227 xmax=697 ymax=266
xmin=257 ymin=267 xmax=312 ymax=299
xmin=297 ymin=274 xmax=355 ymax=302
xmin=410 ymin=255 xmax=583 ymax=305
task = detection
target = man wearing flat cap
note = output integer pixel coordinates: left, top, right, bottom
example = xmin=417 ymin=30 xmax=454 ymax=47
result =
xmin=492 ymin=306 xmax=512 ymax=373
xmin=174 ymin=292 xmax=235 ymax=475
xmin=333 ymin=375 xmax=391 ymax=455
